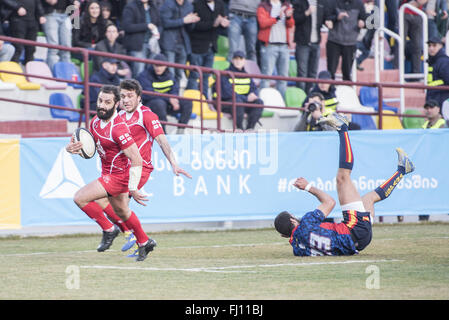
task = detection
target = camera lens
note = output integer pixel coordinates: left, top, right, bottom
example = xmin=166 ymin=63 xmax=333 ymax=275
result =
xmin=308 ymin=103 xmax=317 ymax=112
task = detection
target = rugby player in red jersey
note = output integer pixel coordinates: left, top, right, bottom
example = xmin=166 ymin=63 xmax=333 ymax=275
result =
xmin=274 ymin=113 xmax=415 ymax=256
xmin=94 ymin=79 xmax=192 ymax=257
xmin=66 ymin=85 xmax=156 ymax=261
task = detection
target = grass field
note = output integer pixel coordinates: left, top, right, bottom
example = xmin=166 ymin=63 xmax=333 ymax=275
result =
xmin=0 ymin=222 xmax=448 ymax=300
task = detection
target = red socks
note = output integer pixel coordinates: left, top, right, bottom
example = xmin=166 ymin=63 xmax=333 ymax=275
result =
xmin=81 ymin=202 xmax=114 ymax=231
xmin=124 ymin=211 xmax=149 ymax=246
xmin=103 ymin=204 xmax=130 ymax=233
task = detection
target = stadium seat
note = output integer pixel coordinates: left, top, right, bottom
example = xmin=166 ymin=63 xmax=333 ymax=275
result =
xmin=216 ymin=35 xmax=229 ymax=58
xmin=52 ymin=61 xmax=83 ymax=89
xmin=351 ymin=113 xmax=377 ymax=130
xmin=244 ymin=59 xmax=262 ymax=87
xmin=0 ymin=61 xmax=41 ymax=90
xmin=183 ymin=89 xmax=222 ymax=120
xmin=49 ymin=92 xmax=83 ymax=122
xmin=0 ymin=79 xmax=17 ymax=91
xmin=213 ymin=60 xmax=230 ymax=71
xmin=359 ymin=86 xmax=398 ymax=113
xmin=402 ymin=109 xmax=425 ymax=129
xmin=259 ymin=87 xmax=299 ymax=117
xmin=376 ymin=110 xmax=403 ymax=129
xmin=442 ymin=99 xmax=449 ymax=122
xmin=25 ymin=61 xmax=68 ymax=90
xmin=80 ymin=61 xmax=93 ymax=80
xmin=285 ymin=87 xmax=307 ymax=108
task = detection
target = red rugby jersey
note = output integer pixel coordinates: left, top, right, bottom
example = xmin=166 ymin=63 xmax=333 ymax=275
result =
xmin=118 ymin=105 xmax=164 ymax=171
xmin=90 ymin=112 xmax=136 ymax=176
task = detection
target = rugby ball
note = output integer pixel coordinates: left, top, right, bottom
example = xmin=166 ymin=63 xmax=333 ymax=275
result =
xmin=73 ymin=127 xmax=96 ymax=159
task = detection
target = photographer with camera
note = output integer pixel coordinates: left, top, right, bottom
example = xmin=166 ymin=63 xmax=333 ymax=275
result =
xmin=293 ymin=92 xmax=328 ymax=131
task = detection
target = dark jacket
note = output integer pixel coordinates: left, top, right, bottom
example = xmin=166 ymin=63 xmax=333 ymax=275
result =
xmin=218 ymin=63 xmax=258 ymax=101
xmin=189 ymin=0 xmax=226 ymax=54
xmin=72 ymin=13 xmax=107 ymax=48
xmin=2 ymin=0 xmax=44 ymax=21
xmin=40 ymin=0 xmax=74 ymax=15
xmin=159 ymin=0 xmax=194 ymax=54
xmin=327 ymin=0 xmax=367 ymax=46
xmin=86 ymin=66 xmax=120 ymax=110
xmin=310 ymin=84 xmax=338 ymax=115
xmin=93 ymin=38 xmax=127 ymax=71
xmin=121 ymin=0 xmax=161 ymax=52
xmin=292 ymin=0 xmax=328 ymax=45
xmin=137 ymin=65 xmax=179 ymax=105
xmin=426 ymin=48 xmax=449 ymax=106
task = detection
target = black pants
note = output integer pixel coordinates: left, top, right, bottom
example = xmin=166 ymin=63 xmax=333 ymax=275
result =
xmin=222 ymin=97 xmax=263 ymax=130
xmin=326 ymin=40 xmax=356 ymax=81
xmin=10 ymin=18 xmax=38 ymax=64
xmin=148 ymin=98 xmax=193 ymax=131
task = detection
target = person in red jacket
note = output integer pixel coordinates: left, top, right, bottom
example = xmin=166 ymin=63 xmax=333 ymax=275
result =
xmin=256 ymin=0 xmax=294 ymax=99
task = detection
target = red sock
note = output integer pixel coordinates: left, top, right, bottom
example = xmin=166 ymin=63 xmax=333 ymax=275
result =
xmin=103 ymin=204 xmax=130 ymax=232
xmin=81 ymin=202 xmax=114 ymax=231
xmin=124 ymin=212 xmax=148 ymax=246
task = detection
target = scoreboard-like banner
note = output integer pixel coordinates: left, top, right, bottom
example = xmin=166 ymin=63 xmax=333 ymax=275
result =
xmin=1 ymin=129 xmax=448 ymax=229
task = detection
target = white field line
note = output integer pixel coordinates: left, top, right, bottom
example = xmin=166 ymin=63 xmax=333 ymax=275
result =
xmin=0 ymin=242 xmax=286 ymax=257
xmin=79 ymin=259 xmax=403 ymax=273
xmin=0 ymin=236 xmax=448 ymax=258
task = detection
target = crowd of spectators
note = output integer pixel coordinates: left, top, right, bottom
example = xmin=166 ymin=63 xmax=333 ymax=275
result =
xmin=0 ymin=0 xmax=448 ymax=132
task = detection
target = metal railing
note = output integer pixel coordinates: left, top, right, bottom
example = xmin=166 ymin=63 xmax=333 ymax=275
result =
xmin=0 ymin=35 xmax=447 ymax=132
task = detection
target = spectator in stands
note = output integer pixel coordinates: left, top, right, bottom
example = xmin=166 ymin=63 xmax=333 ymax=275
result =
xmin=227 ymin=0 xmax=261 ymax=62
xmin=326 ymin=0 xmax=367 ymax=81
xmin=41 ymin=0 xmax=79 ymax=70
xmin=0 ymin=16 xmax=16 ymax=62
xmin=121 ymin=0 xmax=161 ymax=77
xmin=72 ymin=0 xmax=107 ymax=50
xmin=2 ymin=0 xmax=46 ymax=65
xmin=422 ymin=99 xmax=447 ymax=128
xmin=137 ymin=53 xmax=193 ymax=134
xmin=99 ymin=0 xmax=114 ymax=25
xmin=99 ymin=0 xmax=127 ymax=25
xmin=215 ymin=50 xmax=264 ymax=132
xmin=401 ymin=0 xmax=428 ymax=76
xmin=309 ymin=70 xmax=339 ymax=116
xmin=159 ymin=0 xmax=200 ymax=85
xmin=257 ymin=0 xmax=295 ymax=99
xmin=186 ymin=0 xmax=229 ymax=99
xmin=293 ymin=91 xmax=327 ymax=131
xmin=292 ymin=0 xmax=329 ymax=93
xmin=426 ymin=36 xmax=449 ymax=106
xmin=93 ymin=23 xmax=131 ymax=78
xmin=426 ymin=0 xmax=448 ymax=40
xmin=85 ymin=57 xmax=120 ymax=111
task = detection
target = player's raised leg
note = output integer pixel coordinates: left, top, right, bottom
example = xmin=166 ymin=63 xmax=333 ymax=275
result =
xmin=323 ymin=113 xmax=364 ymax=207
xmin=362 ymin=147 xmax=415 ymax=219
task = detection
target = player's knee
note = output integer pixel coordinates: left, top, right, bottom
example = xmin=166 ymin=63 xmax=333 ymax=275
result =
xmin=336 ymin=170 xmax=351 ymax=185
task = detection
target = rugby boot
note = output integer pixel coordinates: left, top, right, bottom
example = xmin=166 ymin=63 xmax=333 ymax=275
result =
xmin=396 ymin=147 xmax=415 ymax=174
xmin=97 ymin=225 xmax=120 ymax=252
xmin=121 ymin=231 xmax=137 ymax=252
xmin=136 ymin=238 xmax=157 ymax=262
xmin=317 ymin=112 xmax=349 ymax=131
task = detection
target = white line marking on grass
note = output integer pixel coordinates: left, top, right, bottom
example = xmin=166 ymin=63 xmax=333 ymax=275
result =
xmin=0 ymin=242 xmax=286 ymax=257
xmin=80 ymin=259 xmax=403 ymax=274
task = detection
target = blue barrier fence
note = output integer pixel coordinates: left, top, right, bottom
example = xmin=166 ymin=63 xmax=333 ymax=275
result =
xmin=18 ymin=129 xmax=449 ymax=227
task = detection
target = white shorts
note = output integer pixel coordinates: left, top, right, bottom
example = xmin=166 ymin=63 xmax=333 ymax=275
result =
xmin=341 ymin=201 xmax=366 ymax=212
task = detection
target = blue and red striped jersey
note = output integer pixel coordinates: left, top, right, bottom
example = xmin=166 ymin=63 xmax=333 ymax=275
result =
xmin=289 ymin=209 xmax=358 ymax=256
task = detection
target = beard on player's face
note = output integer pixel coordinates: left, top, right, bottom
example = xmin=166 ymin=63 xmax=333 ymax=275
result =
xmin=97 ymin=105 xmax=116 ymax=120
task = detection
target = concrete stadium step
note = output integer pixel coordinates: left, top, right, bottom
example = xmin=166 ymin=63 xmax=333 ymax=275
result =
xmin=0 ymin=120 xmax=68 ymax=137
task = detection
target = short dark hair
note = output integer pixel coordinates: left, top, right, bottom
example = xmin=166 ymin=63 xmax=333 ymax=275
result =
xmin=120 ymin=79 xmax=142 ymax=97
xmin=99 ymin=85 xmax=120 ymax=103
xmin=308 ymin=92 xmax=325 ymax=101
xmin=274 ymin=211 xmax=296 ymax=237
